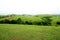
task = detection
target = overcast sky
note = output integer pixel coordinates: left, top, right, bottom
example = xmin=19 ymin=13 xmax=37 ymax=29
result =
xmin=0 ymin=0 xmax=60 ymax=15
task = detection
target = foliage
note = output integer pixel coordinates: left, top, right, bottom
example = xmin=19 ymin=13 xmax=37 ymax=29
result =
xmin=0 ymin=14 xmax=60 ymax=26
xmin=16 ymin=18 xmax=22 ymax=24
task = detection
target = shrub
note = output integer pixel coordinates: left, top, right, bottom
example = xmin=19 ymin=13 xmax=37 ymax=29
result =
xmin=10 ymin=20 xmax=17 ymax=24
xmin=56 ymin=22 xmax=60 ymax=25
xmin=25 ymin=21 xmax=32 ymax=25
xmin=16 ymin=18 xmax=22 ymax=24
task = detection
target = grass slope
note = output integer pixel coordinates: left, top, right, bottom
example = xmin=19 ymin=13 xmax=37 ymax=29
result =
xmin=0 ymin=15 xmax=60 ymax=23
xmin=0 ymin=24 xmax=60 ymax=40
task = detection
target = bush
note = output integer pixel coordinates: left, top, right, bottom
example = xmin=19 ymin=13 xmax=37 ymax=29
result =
xmin=25 ymin=21 xmax=32 ymax=25
xmin=10 ymin=20 xmax=17 ymax=24
xmin=4 ymin=19 xmax=10 ymax=23
xmin=56 ymin=22 xmax=60 ymax=25
xmin=41 ymin=16 xmax=52 ymax=25
xmin=16 ymin=18 xmax=22 ymax=24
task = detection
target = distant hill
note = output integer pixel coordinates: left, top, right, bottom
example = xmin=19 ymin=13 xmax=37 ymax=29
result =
xmin=0 ymin=14 xmax=60 ymax=25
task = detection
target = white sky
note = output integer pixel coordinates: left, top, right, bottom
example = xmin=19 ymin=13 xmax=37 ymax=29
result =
xmin=0 ymin=0 xmax=60 ymax=15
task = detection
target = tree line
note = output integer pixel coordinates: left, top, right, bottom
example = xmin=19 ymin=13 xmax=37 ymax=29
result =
xmin=0 ymin=15 xmax=60 ymax=26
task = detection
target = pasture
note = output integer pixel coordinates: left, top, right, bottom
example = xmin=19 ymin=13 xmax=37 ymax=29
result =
xmin=0 ymin=24 xmax=60 ymax=40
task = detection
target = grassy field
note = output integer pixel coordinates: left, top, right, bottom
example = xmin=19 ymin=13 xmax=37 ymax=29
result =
xmin=0 ymin=24 xmax=60 ymax=40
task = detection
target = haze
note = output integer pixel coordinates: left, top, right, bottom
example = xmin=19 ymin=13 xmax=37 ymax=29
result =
xmin=0 ymin=0 xmax=60 ymax=15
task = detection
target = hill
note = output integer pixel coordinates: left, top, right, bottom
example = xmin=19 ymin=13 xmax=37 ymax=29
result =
xmin=0 ymin=14 xmax=60 ymax=25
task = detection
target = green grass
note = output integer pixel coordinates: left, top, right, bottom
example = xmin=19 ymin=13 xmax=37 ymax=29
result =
xmin=9 ymin=15 xmax=42 ymax=22
xmin=0 ymin=24 xmax=60 ymax=40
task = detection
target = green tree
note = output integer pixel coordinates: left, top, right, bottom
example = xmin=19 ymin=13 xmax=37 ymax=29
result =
xmin=16 ymin=18 xmax=22 ymax=24
xmin=42 ymin=16 xmax=52 ymax=25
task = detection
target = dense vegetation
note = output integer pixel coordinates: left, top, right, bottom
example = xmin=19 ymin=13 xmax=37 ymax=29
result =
xmin=0 ymin=14 xmax=60 ymax=26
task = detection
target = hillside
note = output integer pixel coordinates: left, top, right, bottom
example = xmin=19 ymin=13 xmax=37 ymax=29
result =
xmin=0 ymin=14 xmax=60 ymax=25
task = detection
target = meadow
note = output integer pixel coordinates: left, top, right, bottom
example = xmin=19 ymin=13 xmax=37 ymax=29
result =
xmin=0 ymin=14 xmax=60 ymax=40
xmin=0 ymin=24 xmax=60 ymax=40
